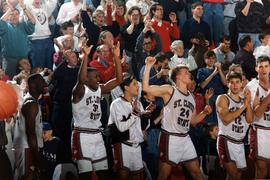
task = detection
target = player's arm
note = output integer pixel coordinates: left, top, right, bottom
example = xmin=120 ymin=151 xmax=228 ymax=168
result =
xmin=253 ymin=89 xmax=270 ymax=119
xmin=191 ymin=105 xmax=212 ymax=125
xmin=72 ymin=44 xmax=92 ymax=103
xmin=216 ymin=95 xmax=246 ymax=125
xmin=23 ymin=102 xmax=41 ymax=170
xmin=110 ymin=102 xmax=138 ymax=132
xmin=142 ymin=57 xmax=173 ymax=102
xmin=244 ymin=89 xmax=253 ymax=123
xmin=100 ymin=42 xmax=123 ymax=94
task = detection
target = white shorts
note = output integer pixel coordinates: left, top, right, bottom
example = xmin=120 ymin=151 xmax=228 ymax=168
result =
xmin=113 ymin=143 xmax=144 ymax=173
xmin=255 ymin=127 xmax=270 ymax=160
xmin=159 ymin=130 xmax=197 ymax=165
xmin=71 ymin=130 xmax=108 ymax=173
xmin=217 ymin=135 xmax=247 ymax=169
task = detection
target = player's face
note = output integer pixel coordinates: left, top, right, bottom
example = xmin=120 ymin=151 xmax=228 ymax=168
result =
xmin=37 ymin=76 xmax=48 ymax=94
xmin=179 ymin=68 xmax=191 ymax=84
xmin=127 ymin=79 xmax=139 ymax=97
xmin=228 ymin=78 xmax=242 ymax=94
xmin=256 ymin=61 xmax=270 ymax=79
xmin=87 ymin=70 xmax=100 ymax=90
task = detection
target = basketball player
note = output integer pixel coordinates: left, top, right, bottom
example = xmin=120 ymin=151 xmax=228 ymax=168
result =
xmin=13 ymin=74 xmax=47 ymax=179
xmin=246 ymin=56 xmax=270 ymax=178
xmin=71 ymin=42 xmax=122 ymax=180
xmin=216 ymin=71 xmax=253 ymax=180
xmin=108 ymin=75 xmax=145 ymax=179
xmin=142 ymin=57 xmax=212 ymax=180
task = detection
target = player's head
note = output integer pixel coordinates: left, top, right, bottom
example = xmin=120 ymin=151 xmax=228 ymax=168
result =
xmin=28 ymin=73 xmax=47 ymax=95
xmin=170 ymin=64 xmax=190 ymax=84
xmin=226 ymin=71 xmax=242 ymax=94
xmin=120 ymin=75 xmax=139 ymax=97
xmin=256 ymin=56 xmax=270 ymax=80
xmin=86 ymin=67 xmax=100 ymax=90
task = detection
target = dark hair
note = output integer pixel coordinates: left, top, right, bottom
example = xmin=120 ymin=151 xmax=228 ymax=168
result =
xmin=120 ymin=75 xmax=136 ymax=92
xmin=61 ymin=21 xmax=74 ymax=30
xmin=155 ymin=52 xmax=168 ymax=64
xmin=126 ymin=6 xmax=142 ymax=22
xmin=220 ymin=34 xmax=231 ymax=43
xmin=256 ymin=55 xmax=270 ymax=66
xmin=238 ymin=35 xmax=251 ymax=49
xmin=204 ymin=123 xmax=218 ymax=137
xmin=259 ymin=32 xmax=269 ymax=43
xmin=170 ymin=65 xmax=189 ymax=83
xmin=87 ymin=67 xmax=97 ymax=74
xmin=149 ymin=3 xmax=162 ymax=18
xmin=191 ymin=2 xmax=203 ymax=9
xmin=226 ymin=71 xmax=242 ymax=81
xmin=28 ymin=73 xmax=42 ymax=87
xmin=115 ymin=0 xmax=127 ymax=15
xmin=204 ymin=50 xmax=216 ymax=59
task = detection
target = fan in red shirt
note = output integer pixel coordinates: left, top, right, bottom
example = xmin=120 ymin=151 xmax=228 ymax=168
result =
xmin=149 ymin=3 xmax=180 ymax=53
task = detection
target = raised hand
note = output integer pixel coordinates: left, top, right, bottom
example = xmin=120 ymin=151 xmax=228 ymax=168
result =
xmin=203 ymin=105 xmax=212 ymax=115
xmin=243 ymin=88 xmax=251 ymax=107
xmin=112 ymin=41 xmax=120 ymax=57
xmin=145 ymin=56 xmax=156 ymax=67
xmin=169 ymin=12 xmax=177 ymax=23
xmin=81 ymin=44 xmax=93 ymax=55
xmin=205 ymin=88 xmax=214 ymax=101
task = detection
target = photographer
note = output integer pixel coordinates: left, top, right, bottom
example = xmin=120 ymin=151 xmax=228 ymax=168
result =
xmin=197 ymin=50 xmax=227 ymax=124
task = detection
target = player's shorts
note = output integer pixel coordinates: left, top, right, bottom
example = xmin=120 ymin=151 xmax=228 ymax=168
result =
xmin=217 ymin=135 xmax=246 ymax=169
xmin=249 ymin=125 xmax=270 ymax=161
xmin=71 ymin=127 xmax=108 ymax=173
xmin=159 ymin=129 xmax=197 ymax=165
xmin=113 ymin=142 xmax=144 ymax=173
xmin=14 ymin=148 xmax=34 ymax=179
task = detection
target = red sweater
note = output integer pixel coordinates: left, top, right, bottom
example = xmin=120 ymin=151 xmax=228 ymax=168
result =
xmin=89 ymin=60 xmax=115 ymax=83
xmin=152 ymin=20 xmax=180 ymax=52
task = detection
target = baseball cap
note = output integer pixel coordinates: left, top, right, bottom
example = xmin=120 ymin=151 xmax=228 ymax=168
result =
xmin=43 ymin=122 xmax=52 ymax=131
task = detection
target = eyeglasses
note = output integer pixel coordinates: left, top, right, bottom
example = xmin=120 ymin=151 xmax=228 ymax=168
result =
xmin=131 ymin=13 xmax=140 ymax=17
xmin=143 ymin=41 xmax=152 ymax=45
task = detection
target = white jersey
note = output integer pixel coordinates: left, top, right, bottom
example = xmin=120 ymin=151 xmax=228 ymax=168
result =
xmin=108 ymin=97 xmax=144 ymax=144
xmin=254 ymin=84 xmax=270 ymax=127
xmin=72 ymin=85 xmax=102 ymax=129
xmin=162 ymin=87 xmax=195 ymax=134
xmin=13 ymin=93 xmax=43 ymax=149
xmin=245 ymin=78 xmax=259 ymax=105
xmin=217 ymin=94 xmax=250 ymax=141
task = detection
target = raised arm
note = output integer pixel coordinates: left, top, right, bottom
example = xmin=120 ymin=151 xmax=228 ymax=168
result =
xmin=244 ymin=89 xmax=253 ymax=123
xmin=19 ymin=0 xmax=36 ymax=24
xmin=142 ymin=57 xmax=172 ymax=101
xmin=216 ymin=95 xmax=246 ymax=125
xmin=198 ymin=67 xmax=218 ymax=89
xmin=241 ymin=0 xmax=253 ymax=16
xmin=100 ymin=41 xmax=123 ymax=94
xmin=191 ymin=105 xmax=212 ymax=125
xmin=72 ymin=45 xmax=92 ymax=103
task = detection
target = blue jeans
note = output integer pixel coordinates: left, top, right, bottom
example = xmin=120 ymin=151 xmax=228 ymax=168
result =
xmin=29 ymin=38 xmax=55 ymax=69
xmin=203 ymin=3 xmax=224 ymax=47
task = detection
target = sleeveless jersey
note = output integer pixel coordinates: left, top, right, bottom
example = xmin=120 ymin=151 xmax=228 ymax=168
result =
xmin=217 ymin=94 xmax=249 ymax=140
xmin=254 ymin=84 xmax=270 ymax=127
xmin=13 ymin=93 xmax=43 ymax=149
xmin=72 ymin=85 xmax=102 ymax=129
xmin=162 ymin=87 xmax=195 ymax=134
